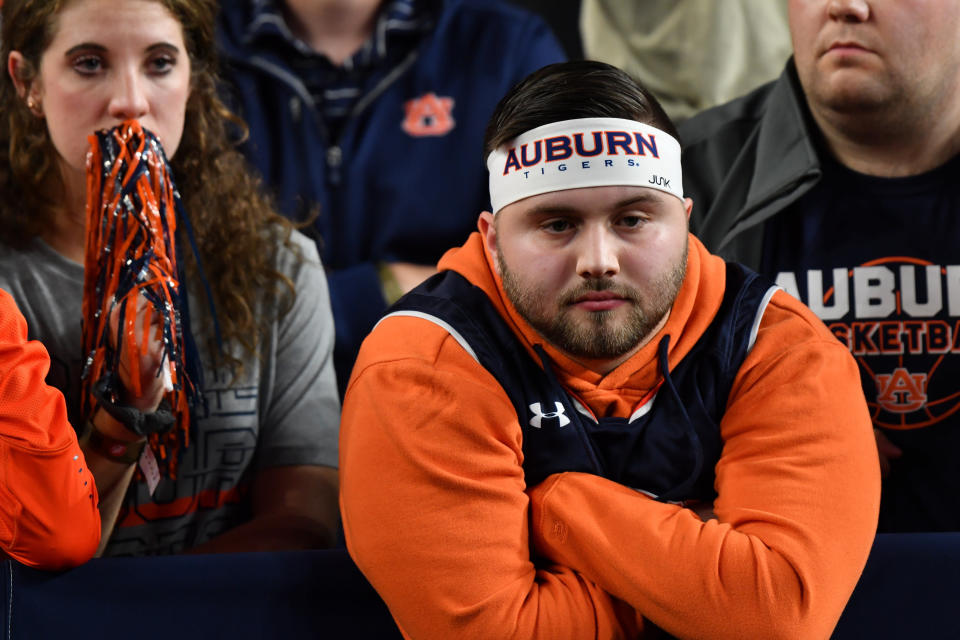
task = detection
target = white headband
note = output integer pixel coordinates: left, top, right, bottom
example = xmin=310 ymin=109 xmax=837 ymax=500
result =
xmin=486 ymin=117 xmax=683 ymax=214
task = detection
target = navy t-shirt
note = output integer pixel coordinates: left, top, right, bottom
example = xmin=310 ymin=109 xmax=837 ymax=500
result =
xmin=760 ymin=151 xmax=960 ymax=532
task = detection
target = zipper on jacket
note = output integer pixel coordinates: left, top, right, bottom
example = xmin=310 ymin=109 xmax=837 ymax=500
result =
xmin=325 ymin=50 xmax=422 ymax=189
xmin=327 ymin=145 xmax=343 ymax=185
xmin=233 ymin=47 xmax=421 ymax=191
xmin=289 ymin=96 xmax=302 ymax=124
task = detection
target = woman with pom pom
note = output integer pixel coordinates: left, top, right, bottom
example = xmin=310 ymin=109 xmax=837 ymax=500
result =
xmin=0 ymin=0 xmax=340 ymax=556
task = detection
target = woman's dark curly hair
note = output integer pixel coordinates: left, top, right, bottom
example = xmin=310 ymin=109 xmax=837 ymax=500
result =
xmin=0 ymin=0 xmax=297 ymax=371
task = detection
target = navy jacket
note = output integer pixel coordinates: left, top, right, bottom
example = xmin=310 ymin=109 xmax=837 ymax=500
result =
xmin=217 ymin=0 xmax=565 ymax=389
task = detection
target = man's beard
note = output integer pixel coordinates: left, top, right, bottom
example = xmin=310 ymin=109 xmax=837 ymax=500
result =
xmin=498 ymin=243 xmax=687 ymax=361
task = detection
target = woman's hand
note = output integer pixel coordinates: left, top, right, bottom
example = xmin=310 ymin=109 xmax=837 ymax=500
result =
xmin=109 ymin=291 xmax=167 ymax=414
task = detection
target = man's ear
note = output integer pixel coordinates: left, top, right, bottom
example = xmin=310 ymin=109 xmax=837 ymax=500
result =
xmin=683 ymin=197 xmax=693 ymax=221
xmin=477 ymin=211 xmax=499 ymax=272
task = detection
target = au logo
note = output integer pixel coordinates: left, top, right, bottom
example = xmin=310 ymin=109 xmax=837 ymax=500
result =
xmin=875 ymin=367 xmax=928 ymax=414
xmin=528 ymin=402 xmax=571 ymax=429
xmin=402 ymin=92 xmax=455 ymax=137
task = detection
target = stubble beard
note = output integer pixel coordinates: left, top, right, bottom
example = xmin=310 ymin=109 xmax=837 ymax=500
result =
xmin=498 ymin=242 xmax=687 ymax=361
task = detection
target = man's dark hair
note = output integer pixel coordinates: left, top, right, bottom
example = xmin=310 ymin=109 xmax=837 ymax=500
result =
xmin=483 ymin=60 xmax=678 ymax=159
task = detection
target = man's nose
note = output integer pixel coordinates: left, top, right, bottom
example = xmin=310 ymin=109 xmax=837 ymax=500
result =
xmin=107 ymin=69 xmax=149 ymax=121
xmin=827 ymin=0 xmax=870 ymax=23
xmin=576 ymin=225 xmax=620 ymax=278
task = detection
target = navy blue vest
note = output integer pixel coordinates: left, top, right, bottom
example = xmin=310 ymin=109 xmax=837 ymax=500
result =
xmin=386 ymin=263 xmax=776 ymax=502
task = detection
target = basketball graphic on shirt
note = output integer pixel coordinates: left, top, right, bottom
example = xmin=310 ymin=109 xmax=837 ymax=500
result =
xmin=777 ymin=256 xmax=960 ymax=431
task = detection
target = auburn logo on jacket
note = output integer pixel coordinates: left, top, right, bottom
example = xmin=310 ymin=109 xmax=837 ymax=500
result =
xmin=402 ymin=92 xmax=455 ymax=137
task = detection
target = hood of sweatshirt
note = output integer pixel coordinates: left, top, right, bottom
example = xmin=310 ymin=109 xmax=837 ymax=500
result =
xmin=437 ymin=231 xmax=727 ymax=418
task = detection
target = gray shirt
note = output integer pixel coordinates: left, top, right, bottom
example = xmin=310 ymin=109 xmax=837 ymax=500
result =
xmin=0 ymin=230 xmax=340 ymax=555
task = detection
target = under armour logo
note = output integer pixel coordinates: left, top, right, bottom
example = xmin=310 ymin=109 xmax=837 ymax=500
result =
xmin=528 ymin=402 xmax=571 ymax=429
xmin=401 ymin=92 xmax=455 ymax=137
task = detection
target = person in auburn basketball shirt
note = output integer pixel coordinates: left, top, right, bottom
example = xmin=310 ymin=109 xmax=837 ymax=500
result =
xmin=680 ymin=0 xmax=960 ymax=531
xmin=340 ymin=61 xmax=880 ymax=639
xmin=0 ymin=288 xmax=100 ymax=569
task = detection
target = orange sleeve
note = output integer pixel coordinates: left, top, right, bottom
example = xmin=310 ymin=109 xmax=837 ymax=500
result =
xmin=340 ymin=316 xmax=640 ymax=639
xmin=0 ymin=290 xmax=100 ymax=569
xmin=527 ymin=291 xmax=881 ymax=640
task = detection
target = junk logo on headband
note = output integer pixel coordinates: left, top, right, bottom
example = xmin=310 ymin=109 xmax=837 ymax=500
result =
xmin=487 ymin=117 xmax=684 ymax=214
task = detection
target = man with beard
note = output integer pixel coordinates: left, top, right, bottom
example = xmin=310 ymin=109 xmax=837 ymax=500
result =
xmin=680 ymin=0 xmax=960 ymax=532
xmin=340 ymin=61 xmax=880 ymax=639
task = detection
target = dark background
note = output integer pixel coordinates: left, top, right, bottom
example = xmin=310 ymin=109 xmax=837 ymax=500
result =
xmin=507 ymin=0 xmax=584 ymax=60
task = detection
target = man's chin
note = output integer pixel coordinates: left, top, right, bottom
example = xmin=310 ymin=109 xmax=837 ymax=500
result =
xmin=547 ymin=314 xmax=649 ymax=360
xmin=555 ymin=337 xmax=642 ymax=363
xmin=812 ymin=71 xmax=897 ymax=114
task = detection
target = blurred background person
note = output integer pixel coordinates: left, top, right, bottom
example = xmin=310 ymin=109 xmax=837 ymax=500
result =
xmin=217 ymin=0 xmax=566 ymax=389
xmin=581 ymin=0 xmax=790 ymax=122
xmin=681 ymin=0 xmax=960 ymax=532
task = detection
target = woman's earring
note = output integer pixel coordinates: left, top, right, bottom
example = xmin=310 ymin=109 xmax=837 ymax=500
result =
xmin=26 ymin=96 xmax=41 ymax=116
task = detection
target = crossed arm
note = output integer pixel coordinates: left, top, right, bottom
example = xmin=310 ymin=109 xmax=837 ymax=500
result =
xmin=340 ymin=307 xmax=880 ymax=639
xmin=341 ymin=340 xmax=637 ymax=638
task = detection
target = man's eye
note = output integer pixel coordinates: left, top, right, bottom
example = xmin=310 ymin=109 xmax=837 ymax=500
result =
xmin=619 ymin=215 xmax=645 ymax=228
xmin=73 ymin=56 xmax=102 ymax=75
xmin=543 ymin=220 xmax=572 ymax=233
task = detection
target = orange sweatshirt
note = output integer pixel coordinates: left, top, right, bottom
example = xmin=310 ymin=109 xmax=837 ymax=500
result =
xmin=340 ymin=233 xmax=880 ymax=639
xmin=0 ymin=289 xmax=100 ymax=569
